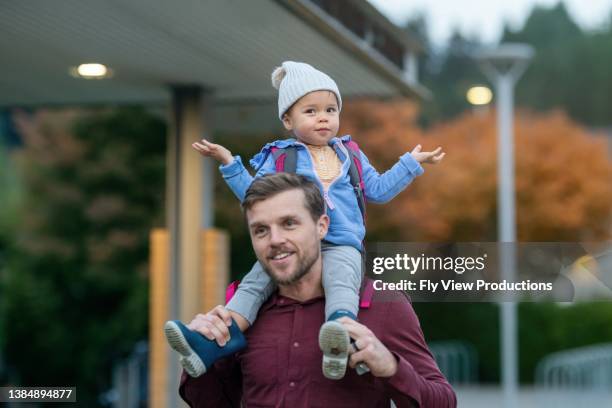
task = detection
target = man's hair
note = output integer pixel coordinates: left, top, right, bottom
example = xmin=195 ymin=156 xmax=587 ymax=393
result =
xmin=242 ymin=173 xmax=325 ymax=221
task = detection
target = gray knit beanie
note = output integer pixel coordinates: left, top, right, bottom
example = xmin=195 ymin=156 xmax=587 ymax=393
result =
xmin=271 ymin=61 xmax=342 ymax=120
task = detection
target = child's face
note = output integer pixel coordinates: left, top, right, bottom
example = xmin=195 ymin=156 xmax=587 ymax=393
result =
xmin=282 ymin=91 xmax=339 ymax=146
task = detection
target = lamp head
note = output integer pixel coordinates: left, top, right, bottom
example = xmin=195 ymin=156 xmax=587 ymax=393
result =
xmin=474 ymin=43 xmax=535 ymax=80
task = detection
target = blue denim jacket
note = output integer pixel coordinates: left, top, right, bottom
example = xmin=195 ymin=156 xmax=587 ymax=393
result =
xmin=219 ymin=135 xmax=424 ymax=251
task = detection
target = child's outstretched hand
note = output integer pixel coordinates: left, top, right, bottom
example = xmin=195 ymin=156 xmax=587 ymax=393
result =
xmin=192 ymin=138 xmax=234 ymax=165
xmin=410 ymin=145 xmax=445 ymax=164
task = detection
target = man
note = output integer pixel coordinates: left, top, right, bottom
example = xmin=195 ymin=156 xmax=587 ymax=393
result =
xmin=179 ymin=173 xmax=456 ymax=407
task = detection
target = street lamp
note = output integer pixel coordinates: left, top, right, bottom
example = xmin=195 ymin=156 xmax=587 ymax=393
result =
xmin=474 ymin=43 xmax=534 ymax=408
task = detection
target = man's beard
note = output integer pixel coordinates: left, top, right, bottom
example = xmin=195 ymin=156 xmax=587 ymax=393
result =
xmin=261 ymin=241 xmax=320 ymax=286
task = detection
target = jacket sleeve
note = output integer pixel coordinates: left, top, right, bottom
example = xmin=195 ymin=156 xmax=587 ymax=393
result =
xmin=219 ymin=153 xmax=276 ymax=202
xmin=179 ymin=357 xmax=242 ymax=408
xmin=381 ymin=294 xmax=457 ymax=407
xmin=359 ymin=150 xmax=424 ymax=204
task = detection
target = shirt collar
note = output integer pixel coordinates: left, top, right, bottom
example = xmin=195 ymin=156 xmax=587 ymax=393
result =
xmin=262 ymin=291 xmax=325 ymax=311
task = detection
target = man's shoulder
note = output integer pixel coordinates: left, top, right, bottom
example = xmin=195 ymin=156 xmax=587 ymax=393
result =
xmin=360 ymin=279 xmax=414 ymax=318
xmin=359 ymin=280 xmax=422 ymax=337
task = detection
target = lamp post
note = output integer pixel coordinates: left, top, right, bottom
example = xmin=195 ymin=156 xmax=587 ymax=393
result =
xmin=474 ymin=43 xmax=534 ymax=408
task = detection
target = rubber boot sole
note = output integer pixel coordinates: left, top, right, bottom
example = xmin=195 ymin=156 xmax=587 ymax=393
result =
xmin=319 ymin=321 xmax=350 ymax=380
xmin=164 ymin=321 xmax=206 ymax=377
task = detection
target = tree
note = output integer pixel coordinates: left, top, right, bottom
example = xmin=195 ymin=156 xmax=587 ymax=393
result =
xmin=501 ymin=3 xmax=612 ymax=126
xmin=416 ymin=30 xmax=487 ymax=128
xmin=502 ymin=3 xmax=583 ymax=48
xmin=0 ymin=141 xmax=22 ymax=384
xmin=341 ymin=99 xmax=612 ymax=242
xmin=3 ymin=107 xmax=166 ymax=405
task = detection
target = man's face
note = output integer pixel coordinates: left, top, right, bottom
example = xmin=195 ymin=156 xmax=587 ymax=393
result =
xmin=246 ymin=189 xmax=329 ymax=285
xmin=282 ymin=90 xmax=340 ymax=146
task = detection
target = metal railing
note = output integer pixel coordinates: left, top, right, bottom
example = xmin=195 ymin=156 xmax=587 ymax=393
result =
xmin=536 ymin=343 xmax=612 ymax=389
xmin=100 ymin=341 xmax=148 ymax=408
xmin=428 ymin=341 xmax=478 ymax=385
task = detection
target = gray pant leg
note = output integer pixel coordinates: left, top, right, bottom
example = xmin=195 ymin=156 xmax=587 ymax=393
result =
xmin=226 ymin=260 xmax=276 ymax=325
xmin=321 ymin=245 xmax=363 ymax=320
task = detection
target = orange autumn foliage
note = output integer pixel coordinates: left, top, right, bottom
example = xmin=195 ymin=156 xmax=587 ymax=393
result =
xmin=340 ymin=99 xmax=612 ymax=242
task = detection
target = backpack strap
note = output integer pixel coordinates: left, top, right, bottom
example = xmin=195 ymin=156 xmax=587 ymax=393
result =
xmin=342 ymin=140 xmax=367 ymax=223
xmin=225 ymin=280 xmax=240 ymax=304
xmin=270 ymin=146 xmax=298 ymax=173
xmin=359 ymin=279 xmax=374 ymax=309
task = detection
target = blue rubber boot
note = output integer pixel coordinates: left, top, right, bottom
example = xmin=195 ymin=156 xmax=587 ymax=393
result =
xmin=164 ymin=319 xmax=246 ymax=377
xmin=318 ymin=310 xmax=357 ymax=380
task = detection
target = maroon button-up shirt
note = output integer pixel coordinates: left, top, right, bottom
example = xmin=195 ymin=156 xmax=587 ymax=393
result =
xmin=180 ymin=282 xmax=456 ymax=407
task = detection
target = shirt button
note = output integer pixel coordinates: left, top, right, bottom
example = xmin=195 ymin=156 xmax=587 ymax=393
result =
xmin=289 ymin=382 xmax=296 ymax=387
xmin=293 ymin=342 xmax=299 ymax=348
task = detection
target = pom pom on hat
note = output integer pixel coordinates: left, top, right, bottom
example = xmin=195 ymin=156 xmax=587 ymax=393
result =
xmin=271 ymin=66 xmax=286 ymax=90
xmin=271 ymin=61 xmax=342 ymax=120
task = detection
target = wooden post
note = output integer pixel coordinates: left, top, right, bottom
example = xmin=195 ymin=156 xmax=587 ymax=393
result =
xmin=200 ymin=229 xmax=230 ymax=311
xmin=148 ymin=227 xmax=229 ymax=407
xmin=148 ymin=229 xmax=170 ymax=408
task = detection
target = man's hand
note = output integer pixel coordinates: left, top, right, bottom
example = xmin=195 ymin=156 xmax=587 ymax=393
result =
xmin=192 ymin=138 xmax=234 ymax=165
xmin=410 ymin=145 xmax=445 ymax=164
xmin=187 ymin=305 xmax=233 ymax=346
xmin=338 ymin=317 xmax=398 ymax=378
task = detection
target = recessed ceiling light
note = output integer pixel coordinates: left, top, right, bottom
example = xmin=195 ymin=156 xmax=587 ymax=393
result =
xmin=69 ymin=63 xmax=112 ymax=79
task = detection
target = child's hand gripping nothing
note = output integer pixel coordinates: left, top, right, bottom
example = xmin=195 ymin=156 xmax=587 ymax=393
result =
xmin=192 ymin=138 xmax=234 ymax=166
xmin=410 ymin=145 xmax=445 ymax=165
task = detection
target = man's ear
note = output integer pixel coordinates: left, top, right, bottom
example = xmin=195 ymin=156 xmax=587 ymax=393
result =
xmin=282 ymin=113 xmax=293 ymax=131
xmin=316 ymin=214 xmax=330 ymax=239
